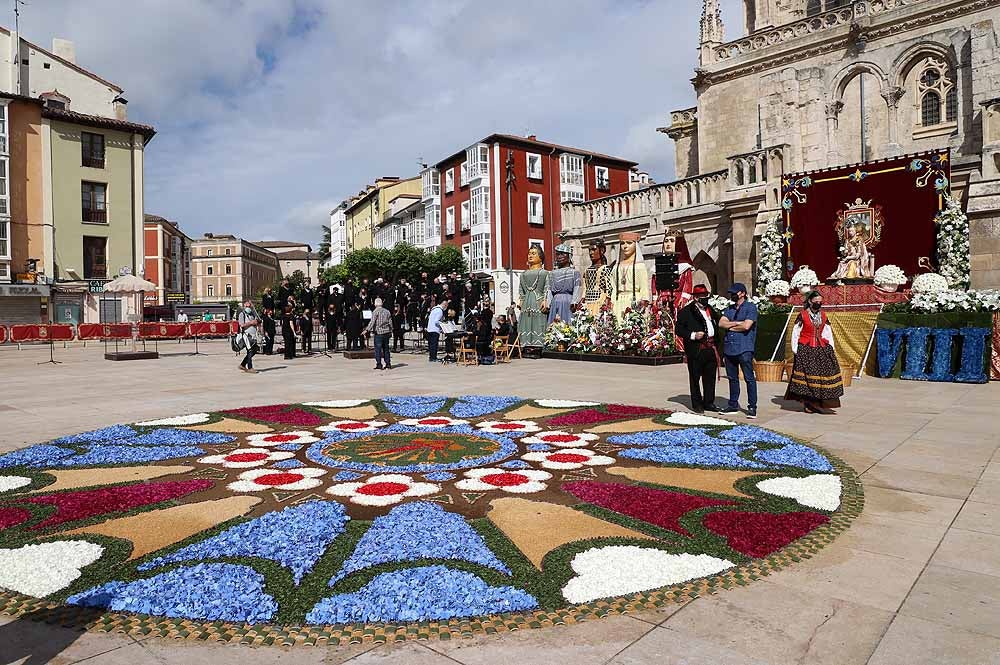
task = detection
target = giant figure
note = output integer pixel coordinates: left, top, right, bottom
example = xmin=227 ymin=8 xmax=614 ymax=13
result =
xmin=547 ymin=243 xmax=582 ymax=325
xmin=518 ymin=243 xmax=549 ymax=350
xmin=611 ymin=231 xmax=650 ymax=320
xmin=582 ymin=239 xmax=613 ymax=316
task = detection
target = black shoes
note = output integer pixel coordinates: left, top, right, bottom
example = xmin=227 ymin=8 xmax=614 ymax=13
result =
xmin=703 ymin=405 xmax=721 ymax=413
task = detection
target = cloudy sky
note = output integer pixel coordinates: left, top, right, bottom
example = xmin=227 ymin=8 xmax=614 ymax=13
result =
xmin=16 ymin=0 xmax=745 ymax=246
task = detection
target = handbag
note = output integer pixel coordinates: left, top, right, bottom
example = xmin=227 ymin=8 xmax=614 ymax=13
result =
xmin=231 ymin=333 xmax=245 ymax=353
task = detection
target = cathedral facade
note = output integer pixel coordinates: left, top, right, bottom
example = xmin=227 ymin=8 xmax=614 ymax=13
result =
xmin=560 ymin=0 xmax=1000 ymax=291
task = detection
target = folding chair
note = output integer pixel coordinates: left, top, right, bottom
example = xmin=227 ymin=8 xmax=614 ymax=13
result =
xmin=497 ymin=334 xmax=522 ymax=363
xmin=457 ymin=333 xmax=478 ymax=366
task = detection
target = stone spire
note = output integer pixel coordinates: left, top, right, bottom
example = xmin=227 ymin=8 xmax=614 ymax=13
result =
xmin=700 ymin=0 xmax=725 ymax=45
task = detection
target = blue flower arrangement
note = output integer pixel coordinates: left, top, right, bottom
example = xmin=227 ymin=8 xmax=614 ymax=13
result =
xmin=526 ymin=443 xmax=553 ymax=452
xmin=330 ymin=502 xmax=510 ymax=585
xmin=274 ymin=442 xmax=305 ymax=451
xmin=500 ymin=460 xmax=531 ymax=470
xmin=138 ymin=501 xmax=349 ymax=584
xmin=53 ymin=425 xmax=136 ymax=445
xmin=272 ymin=459 xmax=306 ymax=469
xmin=423 ymin=471 xmax=455 ymax=481
xmin=333 ymin=470 xmax=363 ymax=481
xmin=53 ymin=444 xmax=207 ymax=467
xmin=307 ymin=424 xmax=518 ymax=474
xmin=53 ymin=426 xmax=231 ymax=448
xmin=620 ymin=444 xmax=769 ymax=468
xmin=449 ymin=396 xmax=522 ymax=418
xmin=718 ymin=426 xmax=795 ymax=447
xmin=68 ymin=563 xmax=277 ymax=623
xmin=609 ymin=428 xmax=742 ymax=447
xmin=382 ymin=396 xmax=448 ymax=418
xmin=307 ymin=565 xmax=537 ymax=624
xmin=0 ymin=444 xmax=75 ymax=469
xmin=753 ymin=444 xmax=832 ymax=472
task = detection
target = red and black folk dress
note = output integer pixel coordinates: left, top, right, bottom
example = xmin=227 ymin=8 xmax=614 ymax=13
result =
xmin=785 ymin=310 xmax=844 ymax=408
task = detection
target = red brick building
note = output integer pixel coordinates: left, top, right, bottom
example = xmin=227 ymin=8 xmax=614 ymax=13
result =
xmin=143 ymin=214 xmax=191 ymax=306
xmin=422 ymin=135 xmax=636 ymax=283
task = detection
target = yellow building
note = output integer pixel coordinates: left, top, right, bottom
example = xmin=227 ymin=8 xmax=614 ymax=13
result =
xmin=344 ymin=176 xmax=420 ymax=251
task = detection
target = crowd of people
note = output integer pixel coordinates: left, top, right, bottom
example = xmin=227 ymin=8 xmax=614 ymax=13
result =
xmin=234 ymin=271 xmax=519 ymax=369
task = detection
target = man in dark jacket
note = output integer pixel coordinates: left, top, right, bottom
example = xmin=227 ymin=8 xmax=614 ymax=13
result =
xmin=301 ymin=286 xmax=314 ymax=313
xmin=277 ymin=279 xmax=292 ymax=310
xmin=261 ymin=308 xmax=276 ymax=355
xmin=298 ymin=309 xmax=313 ymax=355
xmin=325 ymin=303 xmax=340 ymax=351
xmin=261 ymin=287 xmax=275 ymax=313
xmin=674 ymin=284 xmax=721 ymax=413
xmin=391 ymin=303 xmax=406 ymax=352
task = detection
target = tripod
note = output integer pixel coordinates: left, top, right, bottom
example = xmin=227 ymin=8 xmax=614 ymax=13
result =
xmin=38 ymin=336 xmax=61 ymax=365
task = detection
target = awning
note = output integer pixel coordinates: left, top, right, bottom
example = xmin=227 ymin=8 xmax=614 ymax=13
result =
xmin=0 ymin=284 xmax=50 ymax=297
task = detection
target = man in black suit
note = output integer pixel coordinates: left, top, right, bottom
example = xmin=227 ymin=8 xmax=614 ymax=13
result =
xmin=261 ymin=308 xmax=276 ymax=355
xmin=674 ymin=284 xmax=721 ymax=413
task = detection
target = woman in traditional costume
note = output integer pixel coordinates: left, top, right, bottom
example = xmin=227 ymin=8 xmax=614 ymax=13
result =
xmin=785 ymin=291 xmax=844 ymax=413
xmin=582 ymin=239 xmax=613 ymax=316
xmin=611 ymin=232 xmax=650 ymax=320
xmin=651 ymin=229 xmax=694 ymax=347
xmin=518 ymin=243 xmax=549 ymax=351
xmin=547 ymin=243 xmax=582 ymax=325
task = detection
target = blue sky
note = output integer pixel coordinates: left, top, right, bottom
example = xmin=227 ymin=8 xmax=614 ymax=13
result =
xmin=16 ymin=0 xmax=746 ymax=247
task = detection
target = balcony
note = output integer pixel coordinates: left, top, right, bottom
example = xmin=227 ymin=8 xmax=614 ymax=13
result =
xmin=83 ymin=209 xmax=107 ymax=224
xmin=82 ymin=156 xmax=105 ymax=169
xmin=421 ymin=169 xmax=440 ymax=202
xmin=727 ymin=145 xmax=786 ymax=189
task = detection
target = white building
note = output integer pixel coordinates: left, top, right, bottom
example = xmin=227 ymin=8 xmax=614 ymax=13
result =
xmin=328 ymin=201 xmax=348 ymax=266
xmin=420 ymin=168 xmax=442 ymax=252
xmin=374 ymin=194 xmax=424 ymax=251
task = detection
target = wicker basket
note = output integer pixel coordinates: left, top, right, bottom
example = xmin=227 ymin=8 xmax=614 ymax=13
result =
xmin=753 ymin=360 xmax=786 ymax=382
xmin=841 ymin=364 xmax=857 ymax=388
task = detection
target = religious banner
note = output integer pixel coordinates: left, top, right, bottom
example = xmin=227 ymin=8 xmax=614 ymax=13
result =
xmin=781 ymin=150 xmax=949 ymax=281
xmin=78 ymin=323 xmax=134 ymax=341
xmin=0 ymin=324 xmax=6 ymax=344
xmin=992 ymin=311 xmax=1000 ymax=381
xmin=137 ymin=323 xmax=188 ymax=340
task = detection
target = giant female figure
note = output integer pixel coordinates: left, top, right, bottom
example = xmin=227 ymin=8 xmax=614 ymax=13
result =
xmin=611 ymin=232 xmax=650 ymax=320
xmin=518 ymin=244 xmax=549 ymax=350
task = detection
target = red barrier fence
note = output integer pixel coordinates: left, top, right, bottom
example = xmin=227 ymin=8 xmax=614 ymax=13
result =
xmin=0 ymin=325 xmax=6 ymax=344
xmin=10 ymin=324 xmax=75 ymax=343
xmin=137 ymin=323 xmax=188 ymax=340
xmin=77 ymin=323 xmax=133 ymax=341
xmin=189 ymin=321 xmax=232 ymax=338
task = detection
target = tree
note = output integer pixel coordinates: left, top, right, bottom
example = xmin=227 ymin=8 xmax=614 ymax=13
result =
xmin=320 ymin=264 xmax=348 ymax=285
xmin=427 ymin=245 xmax=468 ymax=277
xmin=318 ymin=224 xmax=331 ymax=264
xmin=343 ymin=247 xmax=393 ymax=281
xmin=389 ymin=243 xmax=430 ymax=283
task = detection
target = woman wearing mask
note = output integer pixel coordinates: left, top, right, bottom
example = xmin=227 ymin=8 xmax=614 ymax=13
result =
xmin=785 ymin=291 xmax=844 ymax=414
xmin=281 ymin=304 xmax=298 ymax=360
xmin=237 ymin=300 xmax=260 ymax=373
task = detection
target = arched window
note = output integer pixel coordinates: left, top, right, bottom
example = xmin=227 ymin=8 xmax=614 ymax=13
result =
xmin=915 ymin=58 xmax=956 ymax=130
xmin=734 ymin=160 xmax=745 ymax=186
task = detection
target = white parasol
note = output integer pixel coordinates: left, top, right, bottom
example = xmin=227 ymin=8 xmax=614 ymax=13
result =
xmin=101 ymin=274 xmax=157 ymax=293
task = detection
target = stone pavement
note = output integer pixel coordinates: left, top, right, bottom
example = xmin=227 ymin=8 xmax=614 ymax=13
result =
xmin=0 ymin=340 xmax=998 ymax=665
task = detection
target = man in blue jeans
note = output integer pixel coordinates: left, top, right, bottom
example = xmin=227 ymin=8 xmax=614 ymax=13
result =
xmin=718 ymin=283 xmax=758 ymax=418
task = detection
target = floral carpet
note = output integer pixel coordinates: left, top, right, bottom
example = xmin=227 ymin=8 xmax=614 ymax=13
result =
xmin=0 ymin=396 xmax=862 ymax=644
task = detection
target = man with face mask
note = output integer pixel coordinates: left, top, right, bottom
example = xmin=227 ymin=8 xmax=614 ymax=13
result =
xmin=237 ymin=300 xmax=260 ymax=373
xmin=718 ymin=282 xmax=759 ymax=418
xmin=674 ymin=284 xmax=721 ymax=413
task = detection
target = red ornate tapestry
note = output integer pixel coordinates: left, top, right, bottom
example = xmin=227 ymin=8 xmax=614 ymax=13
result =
xmin=0 ymin=325 xmax=6 ymax=344
xmin=991 ymin=311 xmax=1000 ymax=381
xmin=10 ymin=324 xmax=75 ymax=342
xmin=787 ymin=284 xmax=910 ymax=306
xmin=137 ymin=323 xmax=188 ymax=339
xmin=781 ymin=150 xmax=949 ymax=281
xmin=77 ymin=323 xmax=134 ymax=340
xmin=189 ymin=321 xmax=229 ymax=337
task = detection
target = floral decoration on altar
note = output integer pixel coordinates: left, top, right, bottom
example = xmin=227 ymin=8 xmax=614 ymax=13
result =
xmin=543 ymin=304 xmax=676 ymax=357
xmin=935 ymin=195 xmax=970 ymax=289
xmin=0 ymin=396 xmax=860 ymax=639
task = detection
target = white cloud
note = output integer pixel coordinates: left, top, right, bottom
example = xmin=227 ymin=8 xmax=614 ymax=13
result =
xmin=15 ymin=0 xmax=731 ymax=245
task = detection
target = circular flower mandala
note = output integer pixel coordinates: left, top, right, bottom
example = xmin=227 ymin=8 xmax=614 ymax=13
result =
xmin=0 ymin=396 xmax=859 ymax=639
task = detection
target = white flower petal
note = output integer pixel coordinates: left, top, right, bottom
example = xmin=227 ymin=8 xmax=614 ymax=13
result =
xmin=666 ymin=412 xmax=734 ymax=426
xmin=756 ymin=475 xmax=841 ymax=511
xmin=326 ymin=482 xmax=364 ymax=496
xmin=303 ymin=399 xmax=369 ymax=407
xmin=534 ymin=400 xmax=600 ymax=408
xmin=135 ymin=413 xmax=211 ymax=426
xmin=454 ymin=478 xmax=496 ymax=491
xmin=0 ymin=541 xmax=105 ymax=597
xmin=351 ymin=493 xmax=406 ymax=507
xmin=500 ymin=481 xmax=548 ymax=494
xmin=561 ymin=546 xmax=734 ymax=604
xmin=0 ymin=476 xmax=32 ymax=493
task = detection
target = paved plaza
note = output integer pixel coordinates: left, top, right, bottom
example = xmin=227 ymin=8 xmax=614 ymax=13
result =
xmin=1 ymin=340 xmax=998 ymax=665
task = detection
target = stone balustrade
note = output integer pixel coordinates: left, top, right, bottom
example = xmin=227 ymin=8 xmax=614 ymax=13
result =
xmin=711 ymin=0 xmax=918 ymax=63
xmin=727 ymin=145 xmax=787 ymax=189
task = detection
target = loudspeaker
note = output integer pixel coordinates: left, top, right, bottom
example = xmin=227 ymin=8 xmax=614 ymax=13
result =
xmin=655 ymin=254 xmax=679 ymax=292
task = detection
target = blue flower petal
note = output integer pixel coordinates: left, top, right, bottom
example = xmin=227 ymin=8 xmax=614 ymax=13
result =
xmin=424 ymin=471 xmax=455 ymax=481
xmin=139 ymin=501 xmax=348 ymax=584
xmin=272 ymin=459 xmax=306 ymax=469
xmin=382 ymin=396 xmax=447 ymax=418
xmin=53 ymin=425 xmax=136 ymax=445
xmin=526 ymin=443 xmax=553 ymax=452
xmin=308 ymin=565 xmax=537 ymax=623
xmin=620 ymin=444 xmax=770 ymax=468
xmin=754 ymin=444 xmax=832 ymax=472
xmin=53 ymin=444 xmax=206 ymax=467
xmin=333 ymin=470 xmax=362 ymax=481
xmin=500 ymin=460 xmax=531 ymax=470
xmin=450 ymin=396 xmax=522 ymax=418
xmin=331 ymin=502 xmax=510 ymax=584
xmin=68 ymin=563 xmax=277 ymax=623
xmin=0 ymin=444 xmax=75 ymax=468
xmin=718 ymin=425 xmax=795 ymax=447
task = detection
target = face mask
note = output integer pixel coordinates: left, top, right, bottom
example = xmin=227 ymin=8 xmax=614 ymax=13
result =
xmin=244 ymin=307 xmax=252 ymax=313
xmin=810 ymin=302 xmax=822 ymax=312
xmin=697 ymin=297 xmax=710 ymax=306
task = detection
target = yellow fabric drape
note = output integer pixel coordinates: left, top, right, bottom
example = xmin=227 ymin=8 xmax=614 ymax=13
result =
xmin=783 ymin=311 xmax=880 ymax=376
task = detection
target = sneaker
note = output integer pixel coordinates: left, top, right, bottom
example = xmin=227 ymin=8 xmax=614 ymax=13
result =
xmin=719 ymin=406 xmax=740 ymax=415
xmin=746 ymin=408 xmax=757 ymax=419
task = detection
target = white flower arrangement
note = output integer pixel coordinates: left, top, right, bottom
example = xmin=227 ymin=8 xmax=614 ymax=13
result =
xmin=0 ymin=541 xmax=105 ymax=597
xmin=910 ymin=288 xmax=1000 ymax=313
xmin=936 ymin=196 xmax=970 ymax=290
xmin=790 ymin=266 xmax=819 ymax=289
xmin=756 ymin=475 xmax=841 ymax=511
xmin=756 ymin=215 xmax=784 ymax=292
xmin=911 ymin=272 xmax=949 ymax=294
xmin=708 ymin=295 xmax=732 ymax=311
xmin=764 ymin=280 xmax=791 ymax=297
xmin=561 ymin=545 xmax=734 ymax=604
xmin=873 ymin=264 xmax=906 ymax=286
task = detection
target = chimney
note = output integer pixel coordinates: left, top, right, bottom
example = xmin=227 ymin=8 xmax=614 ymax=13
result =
xmin=52 ymin=38 xmax=76 ymax=64
xmin=112 ymin=95 xmax=128 ymax=121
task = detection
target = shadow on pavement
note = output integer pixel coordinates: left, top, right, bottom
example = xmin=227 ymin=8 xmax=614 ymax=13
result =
xmin=0 ymin=607 xmax=107 ymax=665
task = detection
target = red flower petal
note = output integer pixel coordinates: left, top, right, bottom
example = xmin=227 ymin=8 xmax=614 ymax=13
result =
xmin=491 ymin=423 xmax=525 ymax=430
xmin=22 ymin=479 xmax=214 ymax=530
xmin=357 ymin=481 xmax=409 ymax=496
xmin=253 ymin=472 xmax=304 ymax=487
xmin=540 ymin=434 xmax=579 ymax=443
xmin=703 ymin=510 xmax=830 ymax=558
xmin=336 ymin=422 xmax=369 ymax=430
xmin=225 ymin=452 xmax=270 ymax=463
xmin=547 ymin=453 xmax=590 ymax=464
xmin=223 ymin=405 xmax=323 ymax=427
xmin=0 ymin=506 xmax=31 ymax=531
xmin=481 ymin=472 xmax=529 ymax=487
xmin=262 ymin=434 xmax=300 ymax=443
xmin=564 ymin=481 xmax=733 ymax=537
xmin=548 ymin=405 xmax=667 ymax=427
xmin=418 ymin=418 xmax=451 ymax=426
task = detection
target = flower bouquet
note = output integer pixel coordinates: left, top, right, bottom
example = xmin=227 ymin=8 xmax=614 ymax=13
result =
xmin=543 ymin=321 xmax=573 ymax=351
xmin=873 ymin=264 xmax=906 ymax=292
xmin=790 ymin=266 xmax=820 ymax=294
xmin=765 ymin=279 xmax=791 ymax=303
xmin=911 ymin=272 xmax=949 ymax=294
